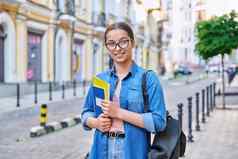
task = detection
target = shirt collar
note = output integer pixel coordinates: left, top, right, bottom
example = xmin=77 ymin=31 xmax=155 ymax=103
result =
xmin=109 ymin=61 xmax=138 ymax=78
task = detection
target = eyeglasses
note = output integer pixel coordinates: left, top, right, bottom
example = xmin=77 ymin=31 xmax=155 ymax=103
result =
xmin=105 ymin=38 xmax=130 ymax=51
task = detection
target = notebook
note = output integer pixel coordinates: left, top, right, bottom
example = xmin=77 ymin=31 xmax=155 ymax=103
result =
xmin=92 ymin=76 xmax=110 ymax=107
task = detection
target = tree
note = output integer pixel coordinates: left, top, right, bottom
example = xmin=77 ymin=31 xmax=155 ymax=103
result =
xmin=195 ymin=11 xmax=238 ymax=109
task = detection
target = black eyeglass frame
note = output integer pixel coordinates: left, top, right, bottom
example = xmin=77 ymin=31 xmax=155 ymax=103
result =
xmin=105 ymin=38 xmax=131 ymax=51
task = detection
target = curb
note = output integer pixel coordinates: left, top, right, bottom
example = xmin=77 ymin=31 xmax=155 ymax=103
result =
xmin=30 ymin=115 xmax=81 ymax=137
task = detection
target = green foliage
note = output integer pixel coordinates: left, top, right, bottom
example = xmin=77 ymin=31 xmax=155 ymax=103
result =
xmin=195 ymin=10 xmax=238 ymax=60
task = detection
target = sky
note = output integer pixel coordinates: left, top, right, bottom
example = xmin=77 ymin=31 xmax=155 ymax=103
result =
xmin=134 ymin=0 xmax=161 ymax=23
xmin=206 ymin=0 xmax=238 ymax=16
xmin=134 ymin=0 xmax=238 ymax=23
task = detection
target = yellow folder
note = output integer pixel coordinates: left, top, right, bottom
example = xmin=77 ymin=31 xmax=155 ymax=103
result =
xmin=92 ymin=76 xmax=110 ymax=101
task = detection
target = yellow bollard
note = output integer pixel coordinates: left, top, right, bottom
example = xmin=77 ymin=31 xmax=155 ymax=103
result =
xmin=40 ymin=104 xmax=47 ymax=126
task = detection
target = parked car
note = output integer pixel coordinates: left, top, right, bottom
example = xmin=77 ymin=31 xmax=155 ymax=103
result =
xmin=205 ymin=64 xmax=221 ymax=73
xmin=174 ymin=65 xmax=192 ymax=76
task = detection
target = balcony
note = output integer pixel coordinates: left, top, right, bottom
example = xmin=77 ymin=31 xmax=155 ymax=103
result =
xmin=106 ymin=13 xmax=117 ymax=25
xmin=57 ymin=0 xmax=75 ymax=16
xmin=92 ymin=11 xmax=106 ymax=28
xmin=65 ymin=0 xmax=75 ymax=16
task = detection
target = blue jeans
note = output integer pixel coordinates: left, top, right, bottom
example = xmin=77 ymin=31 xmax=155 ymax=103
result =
xmin=108 ymin=137 xmax=125 ymax=159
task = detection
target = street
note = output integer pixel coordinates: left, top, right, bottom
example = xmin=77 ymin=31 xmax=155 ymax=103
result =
xmin=1 ymin=0 xmax=238 ymax=159
xmin=0 ymin=75 xmax=217 ymax=159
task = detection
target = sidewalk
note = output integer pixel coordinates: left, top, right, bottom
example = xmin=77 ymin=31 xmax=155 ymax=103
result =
xmin=0 ymin=85 xmax=89 ymax=114
xmin=229 ymin=74 xmax=238 ymax=88
xmin=184 ymin=106 xmax=238 ymax=159
xmin=0 ymin=72 xmax=212 ymax=119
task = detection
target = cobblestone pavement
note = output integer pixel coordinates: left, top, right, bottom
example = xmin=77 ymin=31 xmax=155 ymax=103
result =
xmin=0 ymin=98 xmax=94 ymax=159
xmin=1 ymin=74 xmax=233 ymax=159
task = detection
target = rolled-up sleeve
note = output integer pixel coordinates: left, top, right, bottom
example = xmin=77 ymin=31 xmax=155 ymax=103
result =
xmin=81 ymin=85 xmax=96 ymax=131
xmin=145 ymin=71 xmax=167 ymax=133
xmin=81 ymin=111 xmax=95 ymax=130
xmin=141 ymin=112 xmax=155 ymax=132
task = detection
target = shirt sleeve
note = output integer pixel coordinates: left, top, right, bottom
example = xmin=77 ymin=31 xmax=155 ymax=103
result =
xmin=81 ymin=85 xmax=96 ymax=131
xmin=142 ymin=71 xmax=167 ymax=133
xmin=141 ymin=112 xmax=156 ymax=132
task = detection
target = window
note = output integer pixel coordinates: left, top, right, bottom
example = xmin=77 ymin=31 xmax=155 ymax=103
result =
xmin=65 ymin=0 xmax=75 ymax=16
xmin=73 ymin=39 xmax=84 ymax=81
xmin=58 ymin=0 xmax=65 ymax=12
xmin=79 ymin=0 xmax=87 ymax=15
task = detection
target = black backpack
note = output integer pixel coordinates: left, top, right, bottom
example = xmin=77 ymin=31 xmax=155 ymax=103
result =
xmin=142 ymin=71 xmax=186 ymax=159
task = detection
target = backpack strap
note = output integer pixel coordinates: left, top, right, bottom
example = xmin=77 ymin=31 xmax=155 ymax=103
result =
xmin=142 ymin=70 xmax=153 ymax=112
xmin=142 ymin=70 xmax=170 ymax=115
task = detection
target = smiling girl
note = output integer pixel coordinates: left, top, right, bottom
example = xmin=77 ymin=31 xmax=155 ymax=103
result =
xmin=81 ymin=22 xmax=167 ymax=159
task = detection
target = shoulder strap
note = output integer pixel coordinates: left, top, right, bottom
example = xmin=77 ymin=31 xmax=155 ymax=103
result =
xmin=142 ymin=70 xmax=170 ymax=116
xmin=142 ymin=70 xmax=152 ymax=112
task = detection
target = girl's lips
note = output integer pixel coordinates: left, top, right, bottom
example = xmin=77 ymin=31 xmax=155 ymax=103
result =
xmin=114 ymin=51 xmax=126 ymax=56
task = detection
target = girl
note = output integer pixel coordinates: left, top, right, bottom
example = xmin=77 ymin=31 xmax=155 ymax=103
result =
xmin=81 ymin=22 xmax=166 ymax=159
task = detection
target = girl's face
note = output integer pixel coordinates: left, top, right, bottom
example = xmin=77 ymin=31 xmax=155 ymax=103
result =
xmin=105 ymin=29 xmax=134 ymax=64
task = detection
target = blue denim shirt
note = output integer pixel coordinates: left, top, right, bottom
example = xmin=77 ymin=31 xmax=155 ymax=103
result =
xmin=81 ymin=62 xmax=167 ymax=159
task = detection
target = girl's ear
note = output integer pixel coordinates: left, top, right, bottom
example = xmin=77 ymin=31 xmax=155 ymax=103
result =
xmin=131 ymin=40 xmax=135 ymax=48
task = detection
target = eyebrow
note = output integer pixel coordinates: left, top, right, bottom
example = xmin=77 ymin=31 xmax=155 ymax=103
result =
xmin=106 ymin=37 xmax=130 ymax=42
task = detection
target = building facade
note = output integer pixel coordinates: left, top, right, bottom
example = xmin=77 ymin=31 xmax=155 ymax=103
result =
xmin=0 ymin=0 xmax=94 ymax=83
xmin=0 ymin=0 xmax=164 ymax=84
xmin=160 ymin=0 xmax=204 ymax=76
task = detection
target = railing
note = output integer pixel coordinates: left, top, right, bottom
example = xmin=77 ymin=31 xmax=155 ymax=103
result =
xmin=65 ymin=0 xmax=75 ymax=16
xmin=176 ymin=82 xmax=217 ymax=144
xmin=57 ymin=0 xmax=75 ymax=16
xmin=5 ymin=79 xmax=218 ymax=147
xmin=92 ymin=11 xmax=106 ymax=27
xmin=13 ymin=80 xmax=90 ymax=108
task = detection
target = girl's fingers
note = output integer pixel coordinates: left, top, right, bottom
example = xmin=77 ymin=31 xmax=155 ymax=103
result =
xmin=101 ymin=100 xmax=112 ymax=107
xmin=101 ymin=107 xmax=109 ymax=115
xmin=101 ymin=113 xmax=108 ymax=118
xmin=102 ymin=113 xmax=110 ymax=118
xmin=103 ymin=112 xmax=109 ymax=116
xmin=105 ymin=127 xmax=111 ymax=131
xmin=104 ymin=118 xmax=111 ymax=122
xmin=101 ymin=119 xmax=110 ymax=124
xmin=102 ymin=100 xmax=109 ymax=104
xmin=101 ymin=106 xmax=107 ymax=111
xmin=101 ymin=102 xmax=109 ymax=108
xmin=102 ymin=124 xmax=110 ymax=130
xmin=101 ymin=117 xmax=110 ymax=122
xmin=102 ymin=123 xmax=111 ymax=128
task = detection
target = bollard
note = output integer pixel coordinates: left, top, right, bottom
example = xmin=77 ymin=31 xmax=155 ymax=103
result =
xmin=49 ymin=81 xmax=52 ymax=101
xmin=62 ymin=81 xmax=65 ymax=99
xmin=34 ymin=81 xmax=38 ymax=104
xmin=195 ymin=92 xmax=200 ymax=131
xmin=188 ymin=97 xmax=194 ymax=142
xmin=40 ymin=104 xmax=47 ymax=127
xmin=202 ymin=89 xmax=206 ymax=123
xmin=16 ymin=83 xmax=20 ymax=107
xmin=177 ymin=103 xmax=183 ymax=131
xmin=83 ymin=80 xmax=86 ymax=95
xmin=210 ymin=84 xmax=213 ymax=112
xmin=206 ymin=86 xmax=210 ymax=117
xmin=73 ymin=80 xmax=76 ymax=96
xmin=213 ymin=82 xmax=216 ymax=108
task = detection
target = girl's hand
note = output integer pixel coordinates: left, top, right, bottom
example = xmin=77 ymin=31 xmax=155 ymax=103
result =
xmin=96 ymin=113 xmax=112 ymax=132
xmin=101 ymin=100 xmax=120 ymax=118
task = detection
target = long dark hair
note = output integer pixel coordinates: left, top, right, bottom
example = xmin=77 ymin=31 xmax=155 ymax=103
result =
xmin=104 ymin=22 xmax=135 ymax=43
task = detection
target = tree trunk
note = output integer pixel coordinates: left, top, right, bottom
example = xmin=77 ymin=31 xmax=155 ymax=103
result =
xmin=221 ymin=54 xmax=226 ymax=109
